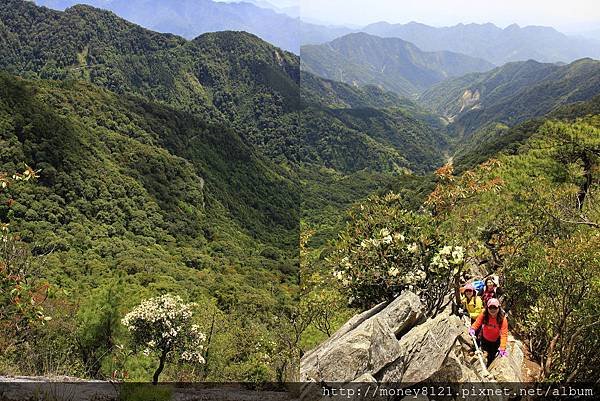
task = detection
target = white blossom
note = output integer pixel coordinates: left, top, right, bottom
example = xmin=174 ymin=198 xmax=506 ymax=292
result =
xmin=439 ymin=245 xmax=453 ymax=256
xmin=121 ymin=294 xmax=206 ymax=365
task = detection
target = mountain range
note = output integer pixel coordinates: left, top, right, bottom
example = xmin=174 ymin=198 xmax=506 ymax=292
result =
xmin=301 ymin=32 xmax=495 ymax=97
xmin=33 ymin=0 xmax=347 ymax=53
xmin=220 ymin=0 xmax=300 ymax=18
xmin=35 ymin=1 xmax=600 ymax=66
xmin=4 ymin=1 xmax=449 ymax=174
xmin=2 ymin=0 xmax=600 ymax=383
xmin=34 ymin=0 xmax=302 ymax=52
xmin=363 ymin=21 xmax=600 ymax=65
xmin=420 ymin=58 xmax=600 ymax=137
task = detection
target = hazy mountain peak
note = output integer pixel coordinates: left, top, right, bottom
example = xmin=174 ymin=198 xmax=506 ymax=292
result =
xmin=362 ymin=20 xmax=600 ymax=65
xmin=301 ymin=33 xmax=494 ymax=97
xmin=35 ymin=0 xmax=302 ymax=52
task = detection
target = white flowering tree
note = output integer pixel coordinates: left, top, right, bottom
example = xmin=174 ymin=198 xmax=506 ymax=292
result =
xmin=121 ymin=294 xmax=206 ymax=384
xmin=330 ymin=193 xmax=464 ymax=315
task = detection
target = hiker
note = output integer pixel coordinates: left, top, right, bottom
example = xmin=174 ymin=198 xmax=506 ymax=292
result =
xmin=469 ymin=298 xmax=509 ymax=366
xmin=460 ymin=283 xmax=483 ymax=323
xmin=481 ymin=276 xmax=503 ymax=306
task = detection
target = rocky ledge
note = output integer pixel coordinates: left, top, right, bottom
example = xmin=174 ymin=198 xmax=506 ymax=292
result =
xmin=300 ymin=291 xmax=524 ymax=400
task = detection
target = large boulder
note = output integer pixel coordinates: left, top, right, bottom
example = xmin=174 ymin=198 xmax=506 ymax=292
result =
xmin=488 ymin=335 xmax=524 ymax=382
xmin=300 ymin=291 xmax=425 ymax=382
xmin=429 ymin=343 xmax=482 ymax=382
xmin=378 ymin=313 xmax=464 ymax=383
xmin=300 ymin=289 xmax=527 ymax=400
xmin=301 ymin=301 xmax=388 ymax=362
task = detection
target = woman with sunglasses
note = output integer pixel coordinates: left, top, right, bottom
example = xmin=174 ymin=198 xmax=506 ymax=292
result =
xmin=468 ymin=298 xmax=508 ymax=366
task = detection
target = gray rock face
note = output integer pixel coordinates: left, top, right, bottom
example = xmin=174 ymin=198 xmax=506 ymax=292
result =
xmin=429 ymin=343 xmax=482 ymax=382
xmin=300 ymin=291 xmax=425 ymax=382
xmin=378 ymin=313 xmax=464 ymax=383
xmin=301 ymin=301 xmax=388 ymax=362
xmin=351 ymin=373 xmax=377 ymax=383
xmin=300 ymin=290 xmax=526 ymax=395
xmin=488 ymin=336 xmax=524 ymax=382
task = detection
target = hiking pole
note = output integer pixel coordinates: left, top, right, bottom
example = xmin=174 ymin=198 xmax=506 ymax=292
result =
xmin=470 ymin=333 xmax=492 ymax=378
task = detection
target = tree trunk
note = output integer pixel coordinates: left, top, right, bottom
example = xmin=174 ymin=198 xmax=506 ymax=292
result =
xmin=153 ymin=349 xmax=168 ymax=385
xmin=577 ymin=153 xmax=593 ymax=210
xmin=202 ymin=311 xmax=217 ymax=378
xmin=454 ymin=273 xmax=461 ymax=311
xmin=543 ymin=333 xmax=560 ymax=379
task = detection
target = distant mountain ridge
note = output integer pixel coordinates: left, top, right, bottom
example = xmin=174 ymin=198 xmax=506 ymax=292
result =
xmin=4 ymin=0 xmax=447 ymax=173
xmin=420 ymin=58 xmax=600 ymax=136
xmin=363 ymin=21 xmax=600 ymax=65
xmin=301 ymin=32 xmax=495 ymax=97
xmin=34 ymin=1 xmax=600 ymax=65
xmin=33 ymin=0 xmax=350 ymax=53
xmin=35 ymin=0 xmax=303 ymax=52
xmin=222 ymin=0 xmax=300 ymax=18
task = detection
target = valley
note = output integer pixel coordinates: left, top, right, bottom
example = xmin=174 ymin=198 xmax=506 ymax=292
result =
xmin=0 ymin=0 xmax=598 ymax=388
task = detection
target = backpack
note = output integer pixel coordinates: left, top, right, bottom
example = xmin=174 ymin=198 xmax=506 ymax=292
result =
xmin=472 ymin=280 xmax=485 ymax=295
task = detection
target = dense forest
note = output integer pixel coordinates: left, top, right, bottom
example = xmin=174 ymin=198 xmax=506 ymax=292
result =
xmin=301 ymin=32 xmax=494 ymax=97
xmin=0 ymin=0 xmax=599 ymax=387
xmin=0 ymin=71 xmax=302 ymax=382
xmin=0 ymin=0 xmax=447 ymax=382
xmin=0 ymin=0 xmax=446 ymax=174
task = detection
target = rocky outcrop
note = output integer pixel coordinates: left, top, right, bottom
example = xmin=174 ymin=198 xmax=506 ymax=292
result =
xmin=300 ymin=291 xmax=527 ymax=401
xmin=300 ymin=291 xmax=425 ymax=383
xmin=488 ymin=335 xmax=524 ymax=382
xmin=429 ymin=342 xmax=482 ymax=382
xmin=300 ymin=291 xmax=467 ymax=385
xmin=378 ymin=313 xmax=464 ymax=383
xmin=459 ymin=89 xmax=481 ymax=113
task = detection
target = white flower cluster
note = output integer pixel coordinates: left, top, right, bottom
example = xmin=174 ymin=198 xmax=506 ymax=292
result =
xmin=401 ymin=269 xmax=427 ymax=285
xmin=1 ymin=223 xmax=8 ymax=243
xmin=407 ymin=242 xmax=419 ymax=254
xmin=431 ymin=245 xmax=465 ymax=272
xmin=189 ymin=324 xmax=206 ymax=346
xmin=121 ymin=294 xmax=206 ymax=364
xmin=122 ymin=294 xmax=194 ymax=330
xmin=359 ymin=228 xmax=405 ymax=249
xmin=333 ymin=256 xmax=353 ymax=286
xmin=333 ymin=270 xmax=351 ymax=286
xmin=181 ymin=350 xmax=205 ymax=363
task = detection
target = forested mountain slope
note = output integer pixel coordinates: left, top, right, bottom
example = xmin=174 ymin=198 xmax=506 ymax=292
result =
xmin=0 ymin=71 xmax=304 ymax=380
xmin=453 ymin=94 xmax=600 ymax=172
xmin=301 ymin=33 xmax=494 ymax=97
xmin=420 ymin=58 xmax=600 ymax=137
xmin=1 ymin=0 xmax=447 ymax=173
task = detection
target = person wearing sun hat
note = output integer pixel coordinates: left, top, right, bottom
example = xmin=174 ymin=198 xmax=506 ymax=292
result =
xmin=460 ymin=283 xmax=483 ymax=323
xmin=468 ymin=298 xmax=509 ymax=366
